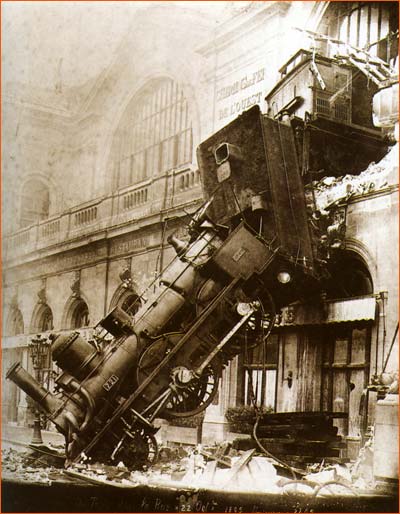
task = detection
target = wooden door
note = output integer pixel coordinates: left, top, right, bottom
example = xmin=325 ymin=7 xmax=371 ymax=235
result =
xmin=321 ymin=325 xmax=371 ymax=437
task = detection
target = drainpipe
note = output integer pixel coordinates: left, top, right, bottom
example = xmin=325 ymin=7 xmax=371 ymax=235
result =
xmin=103 ymin=237 xmax=110 ymax=316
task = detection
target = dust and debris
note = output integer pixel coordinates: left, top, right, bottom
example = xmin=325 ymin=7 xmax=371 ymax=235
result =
xmin=2 ymin=446 xmax=63 ymax=485
xmin=62 ymin=438 xmax=382 ymax=497
xmin=2 ymin=433 xmax=386 ymax=498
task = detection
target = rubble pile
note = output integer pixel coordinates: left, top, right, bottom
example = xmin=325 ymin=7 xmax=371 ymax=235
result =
xmin=2 ymin=446 xmax=63 ymax=485
xmin=305 ymin=142 xmax=398 ymax=213
xmin=63 ymin=439 xmax=379 ymax=497
xmin=2 ymin=428 xmax=384 ymax=499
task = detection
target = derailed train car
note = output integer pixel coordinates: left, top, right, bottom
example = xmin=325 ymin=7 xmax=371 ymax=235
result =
xmin=7 ymin=105 xmax=347 ymax=468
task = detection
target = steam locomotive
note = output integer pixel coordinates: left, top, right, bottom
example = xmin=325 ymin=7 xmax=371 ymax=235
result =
xmin=6 ymin=105 xmax=353 ymax=468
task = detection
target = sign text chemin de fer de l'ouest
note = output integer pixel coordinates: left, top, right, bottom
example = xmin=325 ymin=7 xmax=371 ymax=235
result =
xmin=216 ymin=67 xmax=265 ymax=122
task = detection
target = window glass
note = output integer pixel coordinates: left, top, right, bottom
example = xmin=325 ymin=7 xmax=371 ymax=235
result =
xmin=351 ymin=328 xmax=367 ymax=364
xmin=328 ymin=2 xmax=397 ymax=63
xmin=38 ymin=305 xmax=53 ymax=332
xmin=242 ymin=334 xmax=278 ymax=409
xmin=71 ymin=301 xmax=90 ymax=328
xmin=333 ymin=338 xmax=348 ymax=365
xmin=121 ymin=294 xmax=141 ymax=317
xmin=111 ymin=79 xmax=192 ymax=189
xmin=321 ymin=325 xmax=371 ymax=437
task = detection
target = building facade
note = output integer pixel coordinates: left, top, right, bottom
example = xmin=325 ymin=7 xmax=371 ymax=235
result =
xmin=3 ymin=2 xmax=398 ymax=461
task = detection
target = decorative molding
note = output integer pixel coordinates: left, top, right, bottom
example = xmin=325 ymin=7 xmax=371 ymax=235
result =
xmin=119 ymin=257 xmax=134 ymax=290
xmin=344 ymin=237 xmax=378 ymax=285
xmin=197 ymin=2 xmax=289 ymax=57
xmin=71 ymin=270 xmax=81 ymax=298
xmin=37 ymin=278 xmax=47 ymax=304
xmin=10 ymin=288 xmax=19 ymax=308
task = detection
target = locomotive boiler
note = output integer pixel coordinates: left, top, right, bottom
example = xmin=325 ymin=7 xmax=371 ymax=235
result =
xmin=7 ymin=105 xmax=329 ymax=468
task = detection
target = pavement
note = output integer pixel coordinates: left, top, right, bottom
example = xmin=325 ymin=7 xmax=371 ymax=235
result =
xmin=1 ymin=422 xmax=64 ymax=448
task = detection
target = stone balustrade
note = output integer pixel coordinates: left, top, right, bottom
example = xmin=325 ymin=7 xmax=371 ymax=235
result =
xmin=74 ymin=206 xmax=98 ymax=226
xmin=122 ymin=185 xmax=149 ymax=210
xmin=8 ymin=229 xmax=31 ymax=250
xmin=4 ymin=167 xmax=202 ymax=262
xmin=39 ymin=218 xmax=61 ymax=239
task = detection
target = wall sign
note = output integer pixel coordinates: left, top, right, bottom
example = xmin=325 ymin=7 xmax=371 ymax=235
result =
xmin=216 ymin=67 xmax=266 ymax=123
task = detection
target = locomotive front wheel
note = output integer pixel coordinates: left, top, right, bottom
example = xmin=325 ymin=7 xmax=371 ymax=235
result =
xmin=112 ymin=429 xmax=158 ymax=469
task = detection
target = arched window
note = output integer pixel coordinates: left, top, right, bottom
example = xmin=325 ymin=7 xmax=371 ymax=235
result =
xmin=34 ymin=305 xmax=54 ymax=332
xmin=327 ymin=251 xmax=373 ymax=299
xmin=7 ymin=307 xmax=24 ymax=336
xmin=110 ymin=78 xmax=193 ymax=189
xmin=20 ymin=179 xmax=50 ymax=228
xmin=70 ymin=300 xmax=90 ymax=329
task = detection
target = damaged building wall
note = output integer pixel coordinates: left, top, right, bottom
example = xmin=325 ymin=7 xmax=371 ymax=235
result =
xmin=269 ymin=134 xmax=398 ymax=458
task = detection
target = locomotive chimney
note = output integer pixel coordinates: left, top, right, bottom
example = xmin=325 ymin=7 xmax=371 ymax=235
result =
xmin=6 ymin=362 xmax=63 ymax=421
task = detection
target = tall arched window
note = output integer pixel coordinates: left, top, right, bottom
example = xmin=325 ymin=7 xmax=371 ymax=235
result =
xmin=33 ymin=304 xmax=54 ymax=332
xmin=7 ymin=307 xmax=24 ymax=336
xmin=70 ymin=300 xmax=90 ymax=329
xmin=20 ymin=179 xmax=50 ymax=228
xmin=110 ymin=78 xmax=193 ymax=189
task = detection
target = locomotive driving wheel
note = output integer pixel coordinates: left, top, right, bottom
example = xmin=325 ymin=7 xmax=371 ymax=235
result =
xmin=137 ymin=334 xmax=221 ymax=418
xmin=237 ymin=294 xmax=275 ymax=349
xmin=112 ymin=428 xmax=158 ymax=469
xmin=196 ymin=286 xmax=275 ymax=353
xmin=165 ymin=362 xmax=219 ymax=417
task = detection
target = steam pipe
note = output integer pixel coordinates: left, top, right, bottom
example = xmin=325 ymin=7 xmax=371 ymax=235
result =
xmin=58 ymin=376 xmax=95 ymax=433
xmin=73 ymin=384 xmax=95 ymax=432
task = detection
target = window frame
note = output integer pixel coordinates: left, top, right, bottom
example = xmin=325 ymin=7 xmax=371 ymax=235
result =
xmin=320 ymin=323 xmax=372 ymax=436
xmin=111 ymin=78 xmax=193 ymax=189
xmin=241 ymin=333 xmax=279 ymax=410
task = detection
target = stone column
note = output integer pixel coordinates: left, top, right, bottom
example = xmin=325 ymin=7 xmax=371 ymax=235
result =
xmin=202 ymin=357 xmax=240 ymax=444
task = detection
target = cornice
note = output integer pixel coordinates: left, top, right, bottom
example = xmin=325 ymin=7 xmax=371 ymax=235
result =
xmin=339 ymin=184 xmax=399 ymax=208
xmin=197 ymin=2 xmax=290 ymax=57
xmin=3 ymin=93 xmax=72 ymax=118
xmin=3 ymin=197 xmax=204 ymax=275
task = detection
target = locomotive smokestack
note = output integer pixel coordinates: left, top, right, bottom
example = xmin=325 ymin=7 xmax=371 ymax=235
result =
xmin=6 ymin=362 xmax=63 ymax=419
